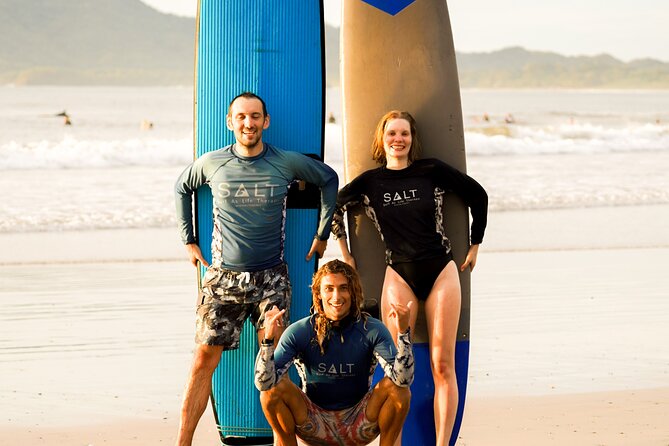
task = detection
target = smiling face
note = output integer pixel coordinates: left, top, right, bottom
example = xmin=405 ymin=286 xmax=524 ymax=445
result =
xmin=371 ymin=111 xmax=421 ymax=165
xmin=226 ymin=96 xmax=270 ymax=154
xmin=382 ymin=118 xmax=413 ymax=163
xmin=319 ymin=272 xmax=352 ymax=323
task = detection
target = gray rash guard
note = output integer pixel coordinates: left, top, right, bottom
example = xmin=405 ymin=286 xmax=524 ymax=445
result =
xmin=175 ymin=143 xmax=338 ymax=271
xmin=254 ymin=315 xmax=413 ymax=411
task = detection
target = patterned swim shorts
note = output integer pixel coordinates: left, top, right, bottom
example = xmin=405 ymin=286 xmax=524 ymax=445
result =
xmin=295 ymin=390 xmax=380 ymax=446
xmin=195 ymin=262 xmax=290 ymax=348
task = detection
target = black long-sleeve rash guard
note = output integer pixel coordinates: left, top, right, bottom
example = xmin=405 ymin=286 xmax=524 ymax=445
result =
xmin=332 ymin=158 xmax=488 ymax=265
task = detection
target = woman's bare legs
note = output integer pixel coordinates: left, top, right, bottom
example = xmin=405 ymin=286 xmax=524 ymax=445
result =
xmin=381 ymin=266 xmax=419 ymax=446
xmin=382 ymin=261 xmax=461 ymax=445
xmin=424 ymin=261 xmax=461 ymax=445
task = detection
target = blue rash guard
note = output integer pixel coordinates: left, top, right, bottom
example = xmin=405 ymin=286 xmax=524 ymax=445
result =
xmin=254 ymin=315 xmax=413 ymax=411
xmin=175 ymin=143 xmax=338 ymax=271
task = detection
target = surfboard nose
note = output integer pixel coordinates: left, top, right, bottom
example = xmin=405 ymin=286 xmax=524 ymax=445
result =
xmin=361 ymin=0 xmax=416 ymax=16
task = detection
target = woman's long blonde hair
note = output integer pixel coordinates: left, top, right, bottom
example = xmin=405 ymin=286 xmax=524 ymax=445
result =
xmin=310 ymin=260 xmax=366 ymax=354
xmin=371 ymin=110 xmax=422 ymax=165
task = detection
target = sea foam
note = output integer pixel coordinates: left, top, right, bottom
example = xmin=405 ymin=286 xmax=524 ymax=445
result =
xmin=0 ymin=136 xmax=193 ymax=170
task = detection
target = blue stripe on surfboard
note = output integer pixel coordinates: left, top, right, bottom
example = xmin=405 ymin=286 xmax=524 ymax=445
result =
xmin=361 ymin=0 xmax=415 ymax=16
xmin=451 ymin=339 xmax=469 ymax=446
xmin=195 ymin=0 xmax=325 ymax=439
xmin=372 ymin=340 xmax=469 ymax=445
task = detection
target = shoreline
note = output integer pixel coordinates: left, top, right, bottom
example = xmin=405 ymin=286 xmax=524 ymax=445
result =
xmin=2 ymin=204 xmax=668 ymax=266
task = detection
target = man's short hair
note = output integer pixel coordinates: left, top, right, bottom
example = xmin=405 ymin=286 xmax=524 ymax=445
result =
xmin=228 ymin=92 xmax=268 ymax=117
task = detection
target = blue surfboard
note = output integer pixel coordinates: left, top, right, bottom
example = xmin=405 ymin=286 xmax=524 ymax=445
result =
xmin=194 ymin=1 xmax=325 ymax=444
xmin=342 ymin=1 xmax=470 ymax=444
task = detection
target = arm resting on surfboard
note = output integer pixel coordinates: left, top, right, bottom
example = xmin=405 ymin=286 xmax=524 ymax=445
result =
xmin=287 ymin=151 xmax=339 ymax=242
xmin=174 ymin=153 xmax=212 ymax=245
xmin=431 ymin=159 xmax=489 ymax=245
xmin=331 ymin=177 xmax=365 ymax=242
xmin=306 ymin=238 xmax=327 ymax=262
xmin=185 ymin=243 xmax=209 ymax=268
xmin=460 ymin=243 xmax=480 ymax=272
xmin=331 ymin=175 xmax=369 ymax=267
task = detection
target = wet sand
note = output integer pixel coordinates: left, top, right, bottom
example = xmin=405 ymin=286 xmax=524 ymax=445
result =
xmin=2 ymin=388 xmax=666 ymax=445
xmin=1 ymin=205 xmax=668 ymax=445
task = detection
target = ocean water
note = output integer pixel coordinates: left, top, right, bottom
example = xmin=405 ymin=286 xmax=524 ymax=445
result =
xmin=1 ymin=86 xmax=668 ymax=233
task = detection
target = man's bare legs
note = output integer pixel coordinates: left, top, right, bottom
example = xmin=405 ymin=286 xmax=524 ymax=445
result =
xmin=366 ymin=377 xmax=411 ymax=446
xmin=261 ymin=376 xmax=409 ymax=446
xmin=176 ymin=344 xmax=223 ymax=446
xmin=259 ymin=378 xmax=308 ymax=446
xmin=175 ymin=303 xmax=285 ymax=446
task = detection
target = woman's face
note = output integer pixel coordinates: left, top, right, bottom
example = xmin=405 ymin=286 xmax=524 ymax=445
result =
xmin=383 ymin=118 xmax=412 ymax=161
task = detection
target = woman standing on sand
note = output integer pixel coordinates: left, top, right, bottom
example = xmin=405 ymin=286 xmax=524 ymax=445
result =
xmin=332 ymin=110 xmax=488 ymax=445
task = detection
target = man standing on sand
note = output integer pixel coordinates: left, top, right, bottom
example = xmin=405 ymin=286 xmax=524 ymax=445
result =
xmin=255 ymin=260 xmax=414 ymax=446
xmin=174 ymin=92 xmax=338 ymax=446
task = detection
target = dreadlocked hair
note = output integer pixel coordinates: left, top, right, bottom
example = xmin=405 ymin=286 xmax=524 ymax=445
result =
xmin=310 ymin=259 xmax=367 ymax=355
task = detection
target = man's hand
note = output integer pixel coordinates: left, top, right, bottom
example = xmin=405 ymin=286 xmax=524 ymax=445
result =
xmin=388 ymin=301 xmax=413 ymax=335
xmin=263 ymin=305 xmax=286 ymax=342
xmin=185 ymin=243 xmax=209 ymax=268
xmin=305 ymin=238 xmax=327 ymax=261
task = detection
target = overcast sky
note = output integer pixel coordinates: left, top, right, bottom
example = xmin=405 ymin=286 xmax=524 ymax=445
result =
xmin=140 ymin=0 xmax=668 ymax=62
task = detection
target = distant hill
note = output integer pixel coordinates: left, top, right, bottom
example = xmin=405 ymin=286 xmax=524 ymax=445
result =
xmin=456 ymin=47 xmax=669 ymax=89
xmin=2 ymin=0 xmax=668 ymax=89
xmin=0 ymin=0 xmax=194 ymax=85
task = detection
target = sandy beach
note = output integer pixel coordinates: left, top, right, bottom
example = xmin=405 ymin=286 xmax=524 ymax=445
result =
xmin=1 ymin=205 xmax=668 ymax=445
xmin=2 ymin=389 xmax=667 ymax=445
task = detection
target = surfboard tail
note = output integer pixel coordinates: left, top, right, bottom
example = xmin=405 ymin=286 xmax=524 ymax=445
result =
xmin=372 ymin=341 xmax=469 ymax=445
xmin=220 ymin=436 xmax=273 ymax=446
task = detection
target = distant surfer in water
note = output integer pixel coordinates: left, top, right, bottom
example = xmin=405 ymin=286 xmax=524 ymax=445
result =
xmin=332 ymin=110 xmax=488 ymax=445
xmin=55 ymin=110 xmax=72 ymax=126
xmin=173 ymin=92 xmax=338 ymax=446
xmin=255 ymin=259 xmax=413 ymax=446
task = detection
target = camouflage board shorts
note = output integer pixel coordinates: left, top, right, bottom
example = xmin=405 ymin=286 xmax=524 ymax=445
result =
xmin=195 ymin=262 xmax=290 ymax=348
xmin=295 ymin=390 xmax=380 ymax=446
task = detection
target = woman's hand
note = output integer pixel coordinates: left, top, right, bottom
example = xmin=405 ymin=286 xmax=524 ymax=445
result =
xmin=460 ymin=244 xmax=480 ymax=272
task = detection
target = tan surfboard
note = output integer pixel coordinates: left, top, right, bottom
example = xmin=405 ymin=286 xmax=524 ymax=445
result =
xmin=341 ymin=1 xmax=470 ymax=443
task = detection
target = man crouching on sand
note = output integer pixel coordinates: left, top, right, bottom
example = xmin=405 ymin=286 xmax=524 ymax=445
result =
xmin=254 ymin=260 xmax=414 ymax=446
